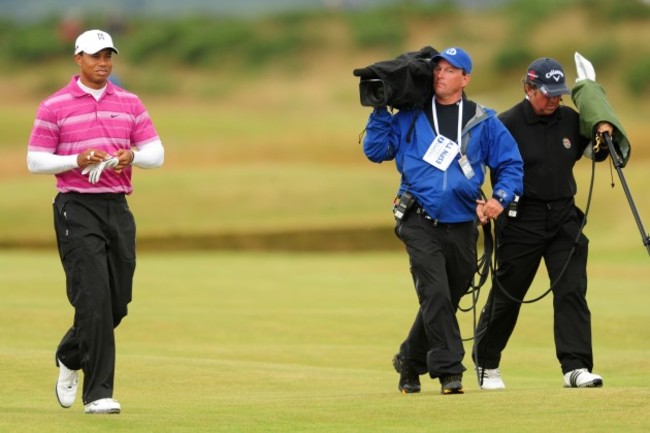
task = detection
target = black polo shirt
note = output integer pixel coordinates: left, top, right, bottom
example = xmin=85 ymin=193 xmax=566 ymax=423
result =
xmin=497 ymin=99 xmax=590 ymax=201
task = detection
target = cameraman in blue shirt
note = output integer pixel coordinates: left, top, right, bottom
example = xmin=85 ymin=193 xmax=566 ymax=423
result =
xmin=363 ymin=47 xmax=523 ymax=394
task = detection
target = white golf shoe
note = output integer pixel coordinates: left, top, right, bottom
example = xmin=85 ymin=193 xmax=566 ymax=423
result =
xmin=55 ymin=359 xmax=79 ymax=408
xmin=563 ymin=368 xmax=603 ymax=388
xmin=84 ymin=398 xmax=121 ymax=414
xmin=477 ymin=367 xmax=506 ymax=390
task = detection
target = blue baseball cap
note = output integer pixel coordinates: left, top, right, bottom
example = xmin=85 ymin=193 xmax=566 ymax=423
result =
xmin=433 ymin=47 xmax=473 ymax=74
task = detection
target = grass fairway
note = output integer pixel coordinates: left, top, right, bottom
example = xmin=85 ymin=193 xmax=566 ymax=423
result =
xmin=1 ymin=250 xmax=648 ymax=433
xmin=3 ymin=7 xmax=650 ymax=431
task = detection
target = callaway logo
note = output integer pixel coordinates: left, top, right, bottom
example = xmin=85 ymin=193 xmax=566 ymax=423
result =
xmin=545 ymin=69 xmax=564 ymax=82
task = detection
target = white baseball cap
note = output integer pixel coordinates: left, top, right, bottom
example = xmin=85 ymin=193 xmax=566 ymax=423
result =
xmin=74 ymin=30 xmax=119 ymax=55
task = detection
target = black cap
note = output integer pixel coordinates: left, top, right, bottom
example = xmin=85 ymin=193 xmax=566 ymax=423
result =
xmin=525 ymin=57 xmax=570 ymax=97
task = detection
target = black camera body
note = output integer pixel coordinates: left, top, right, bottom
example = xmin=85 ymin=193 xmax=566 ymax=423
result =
xmin=353 ymin=46 xmax=438 ymax=110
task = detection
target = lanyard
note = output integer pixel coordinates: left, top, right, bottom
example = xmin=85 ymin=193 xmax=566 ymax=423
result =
xmin=432 ymin=97 xmax=463 ymax=155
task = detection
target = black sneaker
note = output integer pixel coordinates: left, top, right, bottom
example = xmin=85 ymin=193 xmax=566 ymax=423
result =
xmin=392 ymin=352 xmax=421 ymax=394
xmin=440 ymin=374 xmax=464 ymax=395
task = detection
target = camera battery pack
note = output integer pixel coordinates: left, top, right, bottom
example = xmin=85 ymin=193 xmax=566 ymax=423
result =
xmin=507 ymin=195 xmax=520 ymax=218
xmin=393 ymin=192 xmax=416 ymax=221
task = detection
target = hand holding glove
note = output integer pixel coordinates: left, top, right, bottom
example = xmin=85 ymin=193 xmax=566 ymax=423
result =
xmin=82 ymin=156 xmax=120 ymax=184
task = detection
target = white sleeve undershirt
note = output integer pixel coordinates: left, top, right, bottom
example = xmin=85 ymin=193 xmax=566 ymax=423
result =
xmin=132 ymin=140 xmax=165 ymax=168
xmin=26 ymin=152 xmax=78 ymax=174
xmin=27 ymin=140 xmax=164 ymax=174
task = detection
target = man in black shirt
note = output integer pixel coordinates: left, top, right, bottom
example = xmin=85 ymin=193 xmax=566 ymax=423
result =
xmin=473 ymin=57 xmax=613 ymax=389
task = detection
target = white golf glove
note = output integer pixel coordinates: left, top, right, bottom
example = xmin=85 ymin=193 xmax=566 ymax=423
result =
xmin=574 ymin=52 xmax=596 ymax=82
xmin=82 ymin=157 xmax=119 ymax=184
xmin=81 ymin=163 xmax=95 ymax=176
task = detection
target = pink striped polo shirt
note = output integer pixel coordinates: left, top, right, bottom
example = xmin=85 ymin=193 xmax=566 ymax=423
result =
xmin=28 ymin=75 xmax=160 ymax=194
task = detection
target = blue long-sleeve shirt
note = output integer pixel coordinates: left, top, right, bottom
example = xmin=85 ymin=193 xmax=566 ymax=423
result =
xmin=363 ymin=103 xmax=523 ymax=223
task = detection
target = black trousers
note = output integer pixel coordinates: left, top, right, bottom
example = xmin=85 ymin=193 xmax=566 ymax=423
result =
xmin=395 ymin=212 xmax=477 ymax=378
xmin=53 ymin=192 xmax=136 ymax=404
xmin=474 ymin=198 xmax=593 ymax=374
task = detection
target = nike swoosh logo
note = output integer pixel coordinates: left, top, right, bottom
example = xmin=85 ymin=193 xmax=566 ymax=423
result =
xmin=110 ymin=114 xmax=119 ymax=118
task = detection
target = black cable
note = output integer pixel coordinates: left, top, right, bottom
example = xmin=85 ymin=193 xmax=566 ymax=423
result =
xmin=459 ymin=189 xmax=493 ymax=345
xmin=490 ymin=155 xmax=595 ymax=305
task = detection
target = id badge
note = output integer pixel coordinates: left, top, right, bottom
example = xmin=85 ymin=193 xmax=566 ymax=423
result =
xmin=458 ymin=155 xmax=475 ymax=179
xmin=423 ymin=134 xmax=459 ymax=171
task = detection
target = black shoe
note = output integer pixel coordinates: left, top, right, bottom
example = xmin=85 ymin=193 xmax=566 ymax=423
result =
xmin=440 ymin=374 xmax=464 ymax=395
xmin=392 ymin=352 xmax=421 ymax=394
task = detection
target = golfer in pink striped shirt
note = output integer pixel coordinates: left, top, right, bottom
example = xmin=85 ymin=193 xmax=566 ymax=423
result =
xmin=27 ymin=29 xmax=164 ymax=415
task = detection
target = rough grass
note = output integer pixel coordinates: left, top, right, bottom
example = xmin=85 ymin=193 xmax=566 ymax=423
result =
xmin=1 ymin=159 xmax=648 ymax=253
xmin=2 ymin=7 xmax=649 ymax=251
